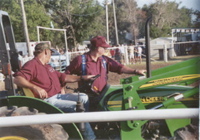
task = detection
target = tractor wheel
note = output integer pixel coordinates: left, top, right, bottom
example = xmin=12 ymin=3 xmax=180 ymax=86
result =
xmin=0 ymin=106 xmax=69 ymax=140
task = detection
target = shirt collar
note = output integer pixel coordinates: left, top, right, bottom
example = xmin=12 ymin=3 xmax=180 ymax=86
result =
xmin=87 ymin=52 xmax=103 ymax=62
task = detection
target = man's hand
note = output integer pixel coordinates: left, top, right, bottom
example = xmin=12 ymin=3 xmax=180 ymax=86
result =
xmin=121 ymin=66 xmax=146 ymax=76
xmin=135 ymin=69 xmax=146 ymax=76
xmin=81 ymin=75 xmax=96 ymax=81
xmin=65 ymin=74 xmax=95 ymax=83
xmin=14 ymin=76 xmax=49 ymax=99
xmin=32 ymin=86 xmax=48 ymax=99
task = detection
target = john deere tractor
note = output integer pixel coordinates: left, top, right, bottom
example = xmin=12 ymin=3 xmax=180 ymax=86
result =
xmin=0 ymin=10 xmax=199 ymax=140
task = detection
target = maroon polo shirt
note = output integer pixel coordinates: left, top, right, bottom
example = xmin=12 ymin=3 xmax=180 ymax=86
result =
xmin=65 ymin=52 xmax=124 ymax=93
xmin=14 ymin=57 xmax=66 ymax=98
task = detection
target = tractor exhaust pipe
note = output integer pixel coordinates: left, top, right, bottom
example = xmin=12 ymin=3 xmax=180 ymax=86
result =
xmin=145 ymin=17 xmax=152 ymax=78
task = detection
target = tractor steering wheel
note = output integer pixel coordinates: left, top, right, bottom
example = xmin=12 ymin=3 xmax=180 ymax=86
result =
xmin=66 ymin=74 xmax=101 ymax=96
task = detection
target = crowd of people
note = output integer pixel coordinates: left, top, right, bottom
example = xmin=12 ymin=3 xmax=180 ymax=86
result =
xmin=104 ymin=43 xmax=145 ymax=64
xmin=14 ymin=36 xmax=146 ymax=140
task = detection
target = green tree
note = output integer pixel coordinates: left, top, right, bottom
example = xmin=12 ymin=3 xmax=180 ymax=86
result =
xmin=0 ymin=0 xmax=56 ymax=44
xmin=142 ymin=0 xmax=193 ymax=38
xmin=24 ymin=0 xmax=61 ymax=45
xmin=193 ymin=10 xmax=200 ymax=28
xmin=108 ymin=0 xmax=146 ymax=45
xmin=113 ymin=0 xmax=138 ymax=44
xmin=40 ymin=0 xmax=105 ymax=50
xmin=0 ymin=0 xmax=24 ymax=42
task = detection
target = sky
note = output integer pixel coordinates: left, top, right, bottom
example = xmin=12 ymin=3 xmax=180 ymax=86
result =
xmin=135 ymin=0 xmax=200 ymax=10
xmin=98 ymin=0 xmax=200 ymax=11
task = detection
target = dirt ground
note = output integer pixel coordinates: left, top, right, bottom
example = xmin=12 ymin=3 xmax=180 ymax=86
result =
xmin=0 ymin=55 xmax=199 ymax=92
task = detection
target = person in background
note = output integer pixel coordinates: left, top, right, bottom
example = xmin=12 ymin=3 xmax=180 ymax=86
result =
xmin=128 ymin=44 xmax=135 ymax=64
xmin=115 ymin=45 xmax=122 ymax=64
xmin=14 ymin=43 xmax=96 ymax=140
xmin=134 ymin=45 xmax=138 ymax=63
xmin=137 ymin=45 xmax=143 ymax=63
xmin=110 ymin=46 xmax=115 ymax=59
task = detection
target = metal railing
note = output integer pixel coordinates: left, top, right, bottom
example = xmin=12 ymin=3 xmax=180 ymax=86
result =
xmin=0 ymin=108 xmax=198 ymax=127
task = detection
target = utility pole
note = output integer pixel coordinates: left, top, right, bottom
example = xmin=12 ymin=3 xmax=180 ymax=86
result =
xmin=105 ymin=0 xmax=109 ymax=43
xmin=113 ymin=0 xmax=119 ymax=45
xmin=20 ymin=0 xmax=31 ymax=56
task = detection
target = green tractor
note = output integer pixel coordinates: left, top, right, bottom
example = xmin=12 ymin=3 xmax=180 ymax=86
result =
xmin=0 ymin=11 xmax=199 ymax=140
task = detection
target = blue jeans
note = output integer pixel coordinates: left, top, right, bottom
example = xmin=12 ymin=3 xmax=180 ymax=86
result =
xmin=44 ymin=93 xmax=96 ymax=140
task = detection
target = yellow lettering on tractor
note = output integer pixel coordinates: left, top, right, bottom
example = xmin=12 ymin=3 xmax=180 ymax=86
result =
xmin=107 ymin=96 xmax=197 ymax=108
xmin=140 ymin=74 xmax=200 ymax=88
xmin=141 ymin=96 xmax=165 ymax=103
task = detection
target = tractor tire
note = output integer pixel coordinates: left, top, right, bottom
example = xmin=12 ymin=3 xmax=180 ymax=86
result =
xmin=0 ymin=106 xmax=69 ymax=140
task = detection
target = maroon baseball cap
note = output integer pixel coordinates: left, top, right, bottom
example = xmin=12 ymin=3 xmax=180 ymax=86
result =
xmin=90 ymin=36 xmax=111 ymax=48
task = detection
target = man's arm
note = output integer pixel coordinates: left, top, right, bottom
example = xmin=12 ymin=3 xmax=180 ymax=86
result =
xmin=121 ymin=66 xmax=146 ymax=76
xmin=65 ymin=55 xmax=82 ymax=75
xmin=64 ymin=75 xmax=95 ymax=83
xmin=14 ymin=76 xmax=48 ymax=99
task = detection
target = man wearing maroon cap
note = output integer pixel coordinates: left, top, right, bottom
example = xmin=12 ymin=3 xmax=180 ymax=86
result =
xmin=65 ymin=36 xmax=146 ymax=97
xmin=65 ymin=36 xmax=145 ymax=138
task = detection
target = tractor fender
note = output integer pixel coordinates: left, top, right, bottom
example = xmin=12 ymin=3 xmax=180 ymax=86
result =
xmin=0 ymin=96 xmax=83 ymax=140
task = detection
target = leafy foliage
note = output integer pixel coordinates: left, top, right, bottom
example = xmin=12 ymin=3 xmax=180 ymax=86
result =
xmin=0 ymin=0 xmax=198 ymax=50
xmin=193 ymin=10 xmax=200 ymax=28
xmin=39 ymin=0 xmax=105 ymax=49
xmin=0 ymin=0 xmax=55 ymax=43
xmin=0 ymin=0 xmax=24 ymax=42
xmin=142 ymin=0 xmax=193 ymax=38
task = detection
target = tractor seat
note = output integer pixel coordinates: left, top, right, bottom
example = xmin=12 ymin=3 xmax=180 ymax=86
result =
xmin=22 ymin=88 xmax=35 ymax=97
